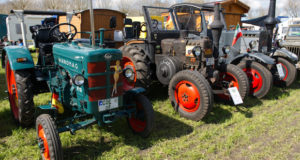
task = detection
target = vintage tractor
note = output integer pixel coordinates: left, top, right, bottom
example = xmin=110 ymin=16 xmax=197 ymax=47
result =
xmin=2 ymin=5 xmax=154 ymax=160
xmin=170 ymin=2 xmax=276 ymax=99
xmin=259 ymin=0 xmax=298 ymax=87
xmin=120 ymin=5 xmax=249 ymax=121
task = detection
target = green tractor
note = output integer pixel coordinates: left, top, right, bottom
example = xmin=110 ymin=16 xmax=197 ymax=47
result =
xmin=2 ymin=4 xmax=154 ymax=159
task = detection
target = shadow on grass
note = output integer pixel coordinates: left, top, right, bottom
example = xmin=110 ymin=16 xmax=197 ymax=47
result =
xmin=63 ymin=111 xmax=193 ymax=159
xmin=146 ymin=81 xmax=169 ymax=101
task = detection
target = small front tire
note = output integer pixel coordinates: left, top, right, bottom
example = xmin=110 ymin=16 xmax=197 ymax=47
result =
xmin=36 ymin=114 xmax=63 ymax=160
xmin=238 ymin=61 xmax=273 ymax=99
xmin=127 ymin=94 xmax=154 ymax=138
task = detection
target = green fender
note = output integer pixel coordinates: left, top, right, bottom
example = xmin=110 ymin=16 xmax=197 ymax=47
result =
xmin=2 ymin=46 xmax=34 ymax=70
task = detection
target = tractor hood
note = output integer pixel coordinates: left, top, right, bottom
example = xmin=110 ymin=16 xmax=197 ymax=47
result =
xmin=53 ymin=42 xmax=122 ymax=63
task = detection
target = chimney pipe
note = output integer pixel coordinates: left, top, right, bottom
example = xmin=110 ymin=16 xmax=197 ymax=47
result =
xmin=264 ymin=0 xmax=277 ymax=52
xmin=210 ymin=3 xmax=224 ymax=59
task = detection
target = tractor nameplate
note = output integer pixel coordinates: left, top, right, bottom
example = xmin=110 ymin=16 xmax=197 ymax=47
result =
xmin=98 ymin=97 xmax=119 ymax=112
xmin=58 ymin=58 xmax=79 ymax=70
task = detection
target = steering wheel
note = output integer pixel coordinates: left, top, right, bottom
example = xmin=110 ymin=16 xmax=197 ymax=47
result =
xmin=49 ymin=23 xmax=77 ymax=42
xmin=151 ymin=19 xmax=159 ymax=31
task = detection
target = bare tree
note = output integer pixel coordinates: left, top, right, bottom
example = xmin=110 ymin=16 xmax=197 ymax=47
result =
xmin=7 ymin=0 xmax=33 ymax=10
xmin=284 ymin=0 xmax=300 ymax=17
xmin=117 ymin=0 xmax=132 ymax=15
xmin=42 ymin=0 xmax=69 ymax=11
xmin=94 ymin=0 xmax=112 ymax=9
xmin=71 ymin=0 xmax=88 ymax=11
xmin=182 ymin=0 xmax=205 ymax=3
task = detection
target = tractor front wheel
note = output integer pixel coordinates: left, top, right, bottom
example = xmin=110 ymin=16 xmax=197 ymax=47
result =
xmin=216 ymin=64 xmax=249 ymax=102
xmin=127 ymin=94 xmax=154 ymax=138
xmin=238 ymin=61 xmax=273 ymax=99
xmin=271 ymin=57 xmax=297 ymax=87
xmin=36 ymin=114 xmax=63 ymax=160
xmin=168 ymin=70 xmax=213 ymax=121
xmin=5 ymin=58 xmax=34 ymax=127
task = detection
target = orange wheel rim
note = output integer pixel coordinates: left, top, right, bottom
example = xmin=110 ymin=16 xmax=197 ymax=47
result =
xmin=6 ymin=60 xmax=19 ymax=119
xmin=174 ymin=80 xmax=201 ymax=113
xmin=38 ymin=124 xmax=50 ymax=160
xmin=217 ymin=72 xmax=239 ymax=100
xmin=243 ymin=68 xmax=263 ymax=94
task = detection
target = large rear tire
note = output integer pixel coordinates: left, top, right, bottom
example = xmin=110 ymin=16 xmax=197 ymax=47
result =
xmin=216 ymin=64 xmax=249 ymax=102
xmin=271 ymin=57 xmax=297 ymax=87
xmin=120 ymin=45 xmax=151 ymax=88
xmin=36 ymin=114 xmax=63 ymax=160
xmin=127 ymin=94 xmax=154 ymax=138
xmin=168 ymin=70 xmax=213 ymax=121
xmin=5 ymin=58 xmax=34 ymax=127
xmin=238 ymin=61 xmax=273 ymax=98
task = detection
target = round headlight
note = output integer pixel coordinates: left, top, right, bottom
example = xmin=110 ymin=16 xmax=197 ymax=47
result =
xmin=192 ymin=46 xmax=202 ymax=57
xmin=73 ymin=75 xmax=85 ymax=86
xmin=249 ymin=40 xmax=257 ymax=49
xmin=222 ymin=45 xmax=231 ymax=55
xmin=124 ymin=68 xmax=134 ymax=78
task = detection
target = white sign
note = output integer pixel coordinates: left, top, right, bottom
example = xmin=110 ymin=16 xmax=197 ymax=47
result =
xmin=228 ymin=87 xmax=243 ymax=105
xmin=276 ymin=63 xmax=285 ymax=79
xmin=98 ymin=97 xmax=119 ymax=112
xmin=206 ymin=57 xmax=215 ymax=66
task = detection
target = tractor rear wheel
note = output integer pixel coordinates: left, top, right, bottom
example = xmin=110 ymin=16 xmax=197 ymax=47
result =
xmin=120 ymin=45 xmax=151 ymax=88
xmin=271 ymin=57 xmax=297 ymax=87
xmin=216 ymin=64 xmax=249 ymax=102
xmin=5 ymin=58 xmax=34 ymax=127
xmin=168 ymin=70 xmax=213 ymax=121
xmin=127 ymin=94 xmax=154 ymax=138
xmin=36 ymin=114 xmax=63 ymax=160
xmin=238 ymin=61 xmax=273 ymax=99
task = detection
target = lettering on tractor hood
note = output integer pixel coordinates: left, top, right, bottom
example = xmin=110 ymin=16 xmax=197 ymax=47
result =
xmin=58 ymin=58 xmax=79 ymax=70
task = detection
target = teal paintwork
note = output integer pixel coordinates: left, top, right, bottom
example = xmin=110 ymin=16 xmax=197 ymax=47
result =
xmin=3 ymin=46 xmax=34 ymax=70
xmin=52 ymin=42 xmax=124 ymax=117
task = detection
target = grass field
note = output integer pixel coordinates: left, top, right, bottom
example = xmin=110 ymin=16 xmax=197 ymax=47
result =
xmin=0 ymin=56 xmax=300 ymax=159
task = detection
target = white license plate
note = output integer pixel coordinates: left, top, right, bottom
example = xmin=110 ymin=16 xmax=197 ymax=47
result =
xmin=206 ymin=57 xmax=215 ymax=66
xmin=276 ymin=63 xmax=285 ymax=79
xmin=228 ymin=87 xmax=243 ymax=105
xmin=98 ymin=97 xmax=119 ymax=112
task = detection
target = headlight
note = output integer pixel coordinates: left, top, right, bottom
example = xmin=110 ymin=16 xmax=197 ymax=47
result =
xmin=73 ymin=75 xmax=85 ymax=86
xmin=222 ymin=45 xmax=231 ymax=54
xmin=192 ymin=46 xmax=202 ymax=57
xmin=124 ymin=68 xmax=134 ymax=78
xmin=249 ymin=40 xmax=257 ymax=49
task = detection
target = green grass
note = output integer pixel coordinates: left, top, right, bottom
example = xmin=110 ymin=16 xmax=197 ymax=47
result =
xmin=0 ymin=55 xmax=300 ymax=159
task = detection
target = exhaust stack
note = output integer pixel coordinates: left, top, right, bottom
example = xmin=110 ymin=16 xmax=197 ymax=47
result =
xmin=264 ymin=0 xmax=277 ymax=52
xmin=210 ymin=3 xmax=224 ymax=59
xmin=88 ymin=0 xmax=95 ymax=47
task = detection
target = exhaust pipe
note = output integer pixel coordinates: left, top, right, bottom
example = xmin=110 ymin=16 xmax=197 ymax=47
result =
xmin=88 ymin=0 xmax=95 ymax=47
xmin=210 ymin=3 xmax=224 ymax=59
xmin=264 ymin=0 xmax=277 ymax=52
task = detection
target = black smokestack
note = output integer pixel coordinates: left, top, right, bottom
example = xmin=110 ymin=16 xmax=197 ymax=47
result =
xmin=210 ymin=3 xmax=224 ymax=59
xmin=264 ymin=0 xmax=277 ymax=52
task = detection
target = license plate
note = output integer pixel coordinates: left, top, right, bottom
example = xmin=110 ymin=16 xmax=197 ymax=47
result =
xmin=228 ymin=87 xmax=243 ymax=105
xmin=276 ymin=63 xmax=285 ymax=79
xmin=206 ymin=57 xmax=215 ymax=66
xmin=98 ymin=97 xmax=119 ymax=112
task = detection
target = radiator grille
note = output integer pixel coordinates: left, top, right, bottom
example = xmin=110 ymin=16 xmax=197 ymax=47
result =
xmin=286 ymin=46 xmax=300 ymax=57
